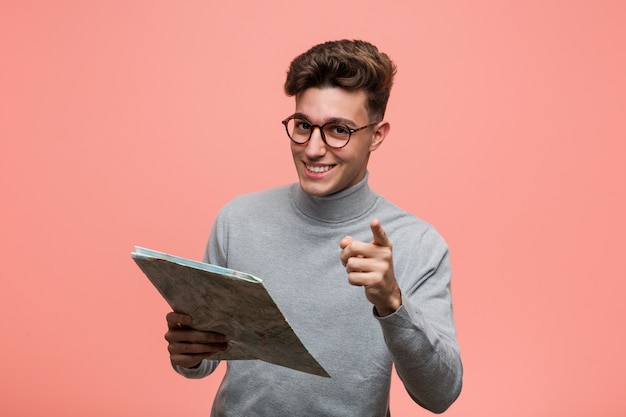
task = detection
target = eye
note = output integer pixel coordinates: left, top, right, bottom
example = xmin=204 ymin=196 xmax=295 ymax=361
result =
xmin=294 ymin=119 xmax=312 ymax=131
xmin=327 ymin=123 xmax=351 ymax=137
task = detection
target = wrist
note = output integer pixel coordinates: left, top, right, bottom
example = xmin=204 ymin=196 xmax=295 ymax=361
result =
xmin=374 ymin=293 xmax=402 ymax=317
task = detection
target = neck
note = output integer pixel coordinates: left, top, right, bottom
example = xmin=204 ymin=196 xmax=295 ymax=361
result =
xmin=292 ymin=173 xmax=376 ymax=223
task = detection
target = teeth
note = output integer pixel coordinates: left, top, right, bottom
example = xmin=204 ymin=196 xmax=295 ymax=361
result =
xmin=306 ymin=165 xmax=333 ymax=173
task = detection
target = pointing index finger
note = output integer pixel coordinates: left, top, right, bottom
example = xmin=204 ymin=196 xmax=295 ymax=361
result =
xmin=370 ymin=218 xmax=391 ymax=247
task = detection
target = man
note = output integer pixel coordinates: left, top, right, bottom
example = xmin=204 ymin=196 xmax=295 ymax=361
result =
xmin=165 ymin=39 xmax=462 ymax=416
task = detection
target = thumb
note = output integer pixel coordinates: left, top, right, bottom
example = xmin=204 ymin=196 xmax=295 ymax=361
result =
xmin=370 ymin=219 xmax=391 ymax=247
xmin=340 ymin=236 xmax=354 ymax=249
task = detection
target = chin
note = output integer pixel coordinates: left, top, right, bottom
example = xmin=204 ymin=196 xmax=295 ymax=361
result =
xmin=298 ymin=179 xmax=335 ymax=196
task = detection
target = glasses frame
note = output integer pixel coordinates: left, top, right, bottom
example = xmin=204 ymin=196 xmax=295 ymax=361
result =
xmin=281 ymin=115 xmax=380 ymax=149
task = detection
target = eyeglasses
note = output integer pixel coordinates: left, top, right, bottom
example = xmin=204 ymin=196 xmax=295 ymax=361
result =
xmin=282 ymin=115 xmax=380 ymax=149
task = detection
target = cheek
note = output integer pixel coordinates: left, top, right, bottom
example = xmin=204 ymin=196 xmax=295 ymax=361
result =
xmin=333 ymin=147 xmax=361 ymax=165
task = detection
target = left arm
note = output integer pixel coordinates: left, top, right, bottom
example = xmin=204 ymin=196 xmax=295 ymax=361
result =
xmin=340 ymin=219 xmax=463 ymax=413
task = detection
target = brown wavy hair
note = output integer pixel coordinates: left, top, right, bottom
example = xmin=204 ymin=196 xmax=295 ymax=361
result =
xmin=284 ymin=40 xmax=397 ymax=121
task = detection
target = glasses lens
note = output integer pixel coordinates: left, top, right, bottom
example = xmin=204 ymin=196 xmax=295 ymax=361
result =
xmin=285 ymin=118 xmax=311 ymax=144
xmin=322 ymin=123 xmax=351 ymax=148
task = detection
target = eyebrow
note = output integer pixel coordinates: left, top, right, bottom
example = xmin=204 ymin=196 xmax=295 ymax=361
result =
xmin=292 ymin=113 xmax=357 ymax=127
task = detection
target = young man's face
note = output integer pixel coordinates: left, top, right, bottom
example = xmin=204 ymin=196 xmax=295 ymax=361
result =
xmin=290 ymin=87 xmax=388 ymax=197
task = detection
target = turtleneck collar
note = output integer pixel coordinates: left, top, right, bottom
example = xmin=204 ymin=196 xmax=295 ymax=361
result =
xmin=291 ymin=173 xmax=378 ymax=223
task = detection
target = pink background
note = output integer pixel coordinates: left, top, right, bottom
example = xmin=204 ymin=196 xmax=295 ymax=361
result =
xmin=2 ymin=1 xmax=625 ymax=415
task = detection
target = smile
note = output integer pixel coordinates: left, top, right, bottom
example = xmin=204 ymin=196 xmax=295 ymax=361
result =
xmin=305 ymin=164 xmax=335 ymax=173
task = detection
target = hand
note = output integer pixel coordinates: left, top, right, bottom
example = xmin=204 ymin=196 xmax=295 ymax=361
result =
xmin=165 ymin=312 xmax=228 ymax=369
xmin=339 ymin=218 xmax=402 ymax=316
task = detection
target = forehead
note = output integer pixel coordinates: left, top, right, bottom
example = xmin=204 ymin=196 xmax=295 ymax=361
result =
xmin=294 ymin=87 xmax=368 ymax=123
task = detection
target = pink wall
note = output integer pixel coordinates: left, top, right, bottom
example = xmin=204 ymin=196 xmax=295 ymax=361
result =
xmin=2 ymin=1 xmax=625 ymax=415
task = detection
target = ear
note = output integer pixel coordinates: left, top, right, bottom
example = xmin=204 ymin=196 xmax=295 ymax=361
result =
xmin=369 ymin=121 xmax=390 ymax=152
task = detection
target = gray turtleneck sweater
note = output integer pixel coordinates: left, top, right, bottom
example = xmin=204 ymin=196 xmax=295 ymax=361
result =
xmin=175 ymin=175 xmax=462 ymax=416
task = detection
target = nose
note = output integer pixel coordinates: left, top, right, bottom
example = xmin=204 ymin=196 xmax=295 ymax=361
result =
xmin=304 ymin=126 xmax=327 ymax=158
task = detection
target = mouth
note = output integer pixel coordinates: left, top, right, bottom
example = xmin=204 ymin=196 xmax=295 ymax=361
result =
xmin=304 ymin=163 xmax=335 ymax=174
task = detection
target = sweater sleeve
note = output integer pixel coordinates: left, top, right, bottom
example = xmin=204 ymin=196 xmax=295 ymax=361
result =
xmin=172 ymin=358 xmax=220 ymax=379
xmin=376 ymin=226 xmax=463 ymax=413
